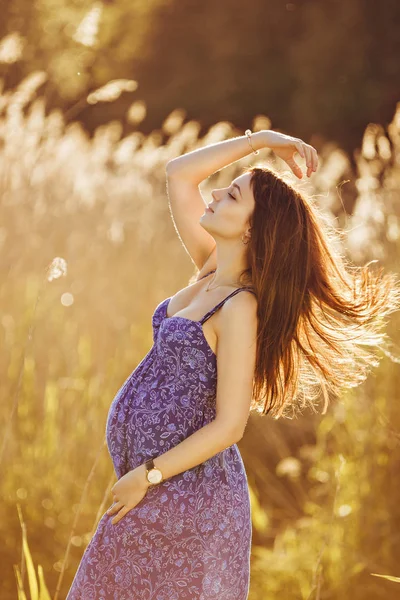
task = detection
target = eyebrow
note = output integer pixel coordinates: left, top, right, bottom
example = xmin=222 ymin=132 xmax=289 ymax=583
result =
xmin=232 ymin=183 xmax=243 ymax=198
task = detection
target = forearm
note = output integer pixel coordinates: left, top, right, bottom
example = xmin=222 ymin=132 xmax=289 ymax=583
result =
xmin=139 ymin=420 xmax=240 ymax=488
xmin=166 ymin=130 xmax=268 ymax=185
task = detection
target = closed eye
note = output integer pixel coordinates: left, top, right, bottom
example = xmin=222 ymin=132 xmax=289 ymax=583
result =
xmin=228 ymin=192 xmax=235 ymax=199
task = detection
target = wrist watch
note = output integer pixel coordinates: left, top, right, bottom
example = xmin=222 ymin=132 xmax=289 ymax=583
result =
xmin=145 ymin=457 xmax=163 ymax=487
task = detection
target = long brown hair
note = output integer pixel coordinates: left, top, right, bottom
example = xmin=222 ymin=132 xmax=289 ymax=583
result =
xmin=238 ymin=166 xmax=400 ymax=419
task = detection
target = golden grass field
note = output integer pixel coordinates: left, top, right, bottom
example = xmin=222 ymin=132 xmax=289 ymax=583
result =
xmin=1 ymin=71 xmax=400 ymax=599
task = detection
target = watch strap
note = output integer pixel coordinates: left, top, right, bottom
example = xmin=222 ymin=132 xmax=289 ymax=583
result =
xmin=145 ymin=458 xmax=155 ymax=472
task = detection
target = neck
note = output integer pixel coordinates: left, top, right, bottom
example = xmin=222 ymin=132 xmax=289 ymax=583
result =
xmin=208 ymin=241 xmax=250 ymax=288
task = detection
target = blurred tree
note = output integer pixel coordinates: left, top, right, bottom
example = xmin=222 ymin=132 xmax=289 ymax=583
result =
xmin=0 ymin=0 xmax=399 ymax=152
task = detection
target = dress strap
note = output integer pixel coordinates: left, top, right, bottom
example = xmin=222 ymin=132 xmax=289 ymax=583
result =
xmin=200 ymin=287 xmax=256 ymax=325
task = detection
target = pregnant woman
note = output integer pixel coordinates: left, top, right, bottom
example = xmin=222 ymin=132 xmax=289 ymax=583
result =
xmin=66 ymin=129 xmax=399 ymax=599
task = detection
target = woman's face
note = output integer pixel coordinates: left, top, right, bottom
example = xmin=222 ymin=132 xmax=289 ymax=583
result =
xmin=200 ymin=172 xmax=255 ymax=241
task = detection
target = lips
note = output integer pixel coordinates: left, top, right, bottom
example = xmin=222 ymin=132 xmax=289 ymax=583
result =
xmin=207 ymin=206 xmax=214 ymax=213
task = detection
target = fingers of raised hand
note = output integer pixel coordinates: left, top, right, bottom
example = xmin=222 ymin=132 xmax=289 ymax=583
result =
xmin=304 ymin=145 xmax=315 ymax=177
xmin=286 ymin=157 xmax=303 ymax=179
xmin=295 ymin=140 xmax=318 ymax=177
xmin=294 ymin=141 xmax=305 ymax=159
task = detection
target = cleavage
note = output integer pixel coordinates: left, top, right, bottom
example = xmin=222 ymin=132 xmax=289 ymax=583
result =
xmin=166 ymin=299 xmax=218 ymax=356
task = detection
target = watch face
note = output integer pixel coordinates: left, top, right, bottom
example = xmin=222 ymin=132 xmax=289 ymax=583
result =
xmin=148 ymin=468 xmax=163 ymax=484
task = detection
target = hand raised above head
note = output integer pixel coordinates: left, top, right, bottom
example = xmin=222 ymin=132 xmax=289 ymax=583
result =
xmin=261 ymin=130 xmax=319 ymax=179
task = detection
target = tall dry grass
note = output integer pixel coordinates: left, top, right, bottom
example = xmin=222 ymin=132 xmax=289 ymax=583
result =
xmin=1 ymin=68 xmax=400 ymax=599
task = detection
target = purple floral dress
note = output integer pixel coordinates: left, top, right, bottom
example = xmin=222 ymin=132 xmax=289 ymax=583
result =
xmin=66 ymin=271 xmax=255 ymax=600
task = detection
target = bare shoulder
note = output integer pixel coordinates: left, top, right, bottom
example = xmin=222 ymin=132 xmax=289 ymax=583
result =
xmin=215 ymin=289 xmax=258 ymax=347
xmin=218 ymin=289 xmax=258 ymax=322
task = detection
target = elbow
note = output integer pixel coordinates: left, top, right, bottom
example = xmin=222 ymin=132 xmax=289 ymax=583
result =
xmin=233 ymin=428 xmax=244 ymax=443
xmin=215 ymin=420 xmax=244 ymax=445
xmin=165 ymin=160 xmax=179 ymax=177
xmin=230 ymin=429 xmax=244 ymax=445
